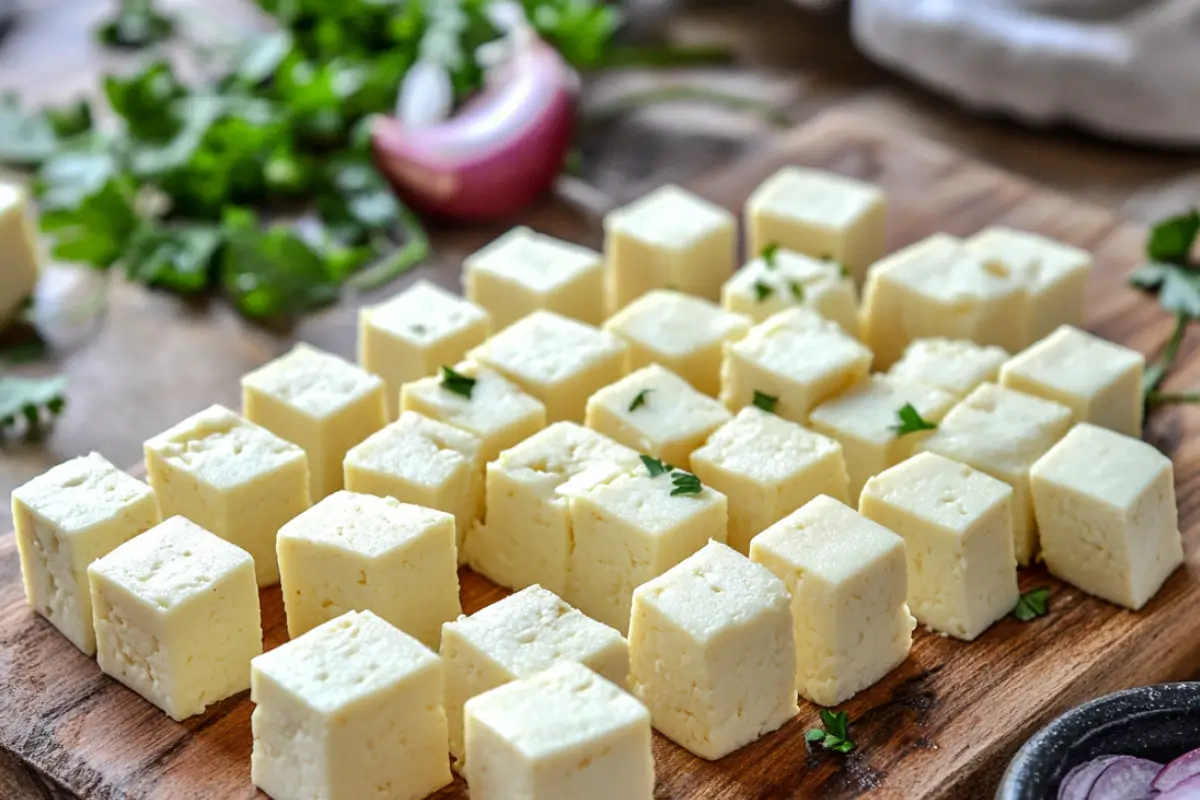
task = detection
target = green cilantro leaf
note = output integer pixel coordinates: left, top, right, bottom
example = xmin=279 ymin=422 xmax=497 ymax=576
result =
xmin=1012 ymin=587 xmax=1050 ymax=621
xmin=789 ymin=280 xmax=805 ymax=302
xmin=753 ymin=280 xmax=773 ymax=303
xmin=98 ymin=0 xmax=175 ymax=50
xmin=891 ymin=403 xmax=938 ymax=437
xmin=1129 ymin=263 xmax=1200 ymax=318
xmin=752 ymin=390 xmax=778 ymax=414
xmin=805 ymin=729 xmax=825 ymax=744
xmin=440 ymin=366 xmax=476 ymax=399
xmin=0 ymin=92 xmax=59 ymax=166
xmin=103 ymin=61 xmax=184 ymax=142
xmin=45 ymin=100 xmax=94 ymax=138
xmin=1147 ymin=209 xmax=1199 ymax=264
xmin=669 ymin=471 xmax=702 ymax=496
xmin=0 ymin=374 xmax=68 ymax=436
xmin=124 ymin=223 xmax=223 ymax=293
xmin=36 ymin=152 xmax=139 ymax=269
xmin=629 ymin=388 xmax=653 ymax=412
xmin=761 ymin=242 xmax=780 ymax=268
xmin=640 ymin=454 xmax=671 ymax=478
xmin=807 ymin=710 xmax=855 ymax=754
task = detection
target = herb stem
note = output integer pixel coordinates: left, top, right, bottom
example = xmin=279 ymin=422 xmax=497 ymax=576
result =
xmin=1147 ymin=391 xmax=1200 ymax=407
xmin=583 ymin=86 xmax=790 ymax=129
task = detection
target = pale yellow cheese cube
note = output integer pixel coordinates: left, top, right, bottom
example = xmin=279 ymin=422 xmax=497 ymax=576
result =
xmin=464 ymin=662 xmax=654 ymax=800
xmin=722 ymin=248 xmax=859 ymax=336
xmin=604 ymin=290 xmax=751 ymax=396
xmin=474 ymin=422 xmax=640 ymax=594
xmin=464 ymin=226 xmax=605 ymax=330
xmin=1000 ymin=325 xmax=1145 ymax=438
xmin=749 ymin=495 xmax=915 ymax=706
xmin=277 ymin=491 xmax=461 ymax=647
xmin=88 ymin=516 xmax=263 ymax=721
xmin=144 ymin=404 xmax=310 ymax=586
xmin=629 ymin=540 xmax=797 ymax=759
xmin=585 ymin=364 xmax=731 ymax=467
xmin=920 ymin=383 xmax=1073 ymax=565
xmin=860 ymin=452 xmax=1019 ymax=640
xmin=808 ymin=374 xmax=956 ymax=502
xmin=745 ymin=167 xmax=886 ymax=286
xmin=357 ymin=279 xmax=490 ymax=419
xmin=859 ymin=234 xmax=962 ymax=358
xmin=242 ymin=343 xmax=387 ymax=500
xmin=887 ymin=337 xmax=1009 ymax=398
xmin=604 ymin=184 xmax=736 ymax=309
xmin=690 ymin=407 xmax=850 ymax=554
xmin=441 ymin=585 xmax=629 ymax=767
xmin=719 ymin=307 xmax=872 ymax=423
xmin=12 ymin=453 xmax=159 ymax=655
xmin=0 ymin=182 xmax=40 ymax=324
xmin=251 ymin=610 xmax=451 ymax=800
xmin=1030 ymin=424 xmax=1182 ymax=610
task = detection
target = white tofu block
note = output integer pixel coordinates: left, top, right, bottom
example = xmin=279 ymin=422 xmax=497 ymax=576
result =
xmin=860 ymin=452 xmax=1019 ymax=640
xmin=0 ymin=182 xmax=40 ymax=323
xmin=474 ymin=422 xmax=641 ymax=594
xmin=629 ymin=540 xmax=797 ymax=759
xmin=920 ymin=383 xmax=1073 ymax=565
xmin=358 ymin=279 xmax=490 ymax=419
xmin=464 ymin=662 xmax=654 ymax=800
xmin=12 ymin=453 xmax=159 ymax=655
xmin=1030 ymin=424 xmax=1183 ymax=610
xmin=887 ymin=337 xmax=1009 ymax=398
xmin=722 ymin=248 xmax=860 ymax=336
xmin=604 ymin=184 xmax=736 ymax=309
xmin=464 ymin=226 xmax=606 ymax=330
xmin=585 ymin=364 xmax=731 ymax=467
xmin=604 ymin=289 xmax=752 ymax=397
xmin=144 ymin=404 xmax=310 ymax=587
xmin=277 ymin=491 xmax=461 ymax=648
xmin=441 ymin=585 xmax=630 ymax=767
xmin=251 ymin=610 xmax=451 ymax=800
xmin=719 ymin=307 xmax=872 ymax=423
xmin=745 ymin=167 xmax=886 ymax=286
xmin=690 ymin=407 xmax=850 ymax=554
xmin=1000 ymin=325 xmax=1145 ymax=438
xmin=88 ymin=516 xmax=263 ymax=721
xmin=749 ymin=495 xmax=915 ymax=706
xmin=468 ymin=311 xmax=627 ymax=424
xmin=242 ymin=343 xmax=387 ymax=500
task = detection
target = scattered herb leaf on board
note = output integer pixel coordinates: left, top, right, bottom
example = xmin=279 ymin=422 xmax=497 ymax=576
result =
xmin=440 ymin=365 xmax=476 ymax=399
xmin=806 ymin=710 xmax=855 ymax=754
xmin=752 ymin=390 xmax=778 ymax=414
xmin=1012 ymin=588 xmax=1050 ymax=622
xmin=629 ymin=388 xmax=653 ymax=412
xmin=891 ymin=403 xmax=937 ymax=437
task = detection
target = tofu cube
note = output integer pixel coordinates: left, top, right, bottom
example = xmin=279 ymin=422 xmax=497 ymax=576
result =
xmin=887 ymin=338 xmax=1009 ymax=398
xmin=1000 ymin=325 xmax=1145 ymax=438
xmin=920 ymin=383 xmax=1073 ymax=565
xmin=745 ymin=167 xmax=886 ymax=286
xmin=144 ymin=404 xmax=310 ymax=586
xmin=585 ymin=364 xmax=731 ymax=467
xmin=464 ymin=226 xmax=606 ymax=330
xmin=722 ymin=248 xmax=859 ymax=336
xmin=468 ymin=311 xmax=626 ymax=424
xmin=88 ymin=516 xmax=263 ymax=720
xmin=808 ymin=374 xmax=956 ymax=502
xmin=1030 ymin=424 xmax=1183 ymax=610
xmin=690 ymin=407 xmax=850 ymax=554
xmin=604 ymin=290 xmax=752 ymax=397
xmin=441 ymin=585 xmax=630 ymax=766
xmin=464 ymin=662 xmax=654 ymax=800
xmin=357 ymin=279 xmax=490 ymax=419
xmin=242 ymin=343 xmax=387 ymax=501
xmin=629 ymin=540 xmax=798 ymax=759
xmin=720 ymin=307 xmax=872 ymax=422
xmin=0 ymin=182 xmax=40 ymax=323
xmin=474 ymin=422 xmax=640 ymax=595
xmin=251 ymin=609 xmax=451 ymax=800
xmin=860 ymin=452 xmax=1019 ymax=640
xmin=12 ymin=453 xmax=159 ymax=655
xmin=277 ymin=491 xmax=461 ymax=647
xmin=750 ymin=495 xmax=915 ymax=706
xmin=604 ymin=184 xmax=736 ymax=309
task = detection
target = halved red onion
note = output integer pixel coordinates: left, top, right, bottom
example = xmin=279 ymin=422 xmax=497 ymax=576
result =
xmin=1059 ymin=756 xmax=1124 ymax=800
xmin=1086 ymin=756 xmax=1160 ymax=800
xmin=1156 ymin=748 xmax=1200 ymax=792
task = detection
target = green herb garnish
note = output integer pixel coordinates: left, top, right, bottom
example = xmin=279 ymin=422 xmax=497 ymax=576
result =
xmin=1130 ymin=209 xmax=1200 ymax=317
xmin=753 ymin=280 xmax=773 ymax=303
xmin=761 ymin=242 xmax=780 ymax=268
xmin=0 ymin=375 xmax=67 ymax=437
xmin=806 ymin=710 xmax=855 ymax=754
xmin=891 ymin=403 xmax=938 ymax=437
xmin=98 ymin=0 xmax=175 ymax=50
xmin=789 ymin=280 xmax=805 ymax=302
xmin=1144 ymin=311 xmax=1188 ymax=403
xmin=752 ymin=390 xmax=778 ymax=414
xmin=440 ymin=366 xmax=476 ymax=399
xmin=669 ymin=471 xmax=703 ymax=496
xmin=1012 ymin=587 xmax=1050 ymax=621
xmin=629 ymin=388 xmax=653 ymax=412
xmin=640 ymin=454 xmax=671 ymax=477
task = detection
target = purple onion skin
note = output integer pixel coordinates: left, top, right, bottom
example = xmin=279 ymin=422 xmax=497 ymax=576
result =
xmin=1155 ymin=748 xmax=1200 ymax=793
xmin=1059 ymin=756 xmax=1125 ymax=800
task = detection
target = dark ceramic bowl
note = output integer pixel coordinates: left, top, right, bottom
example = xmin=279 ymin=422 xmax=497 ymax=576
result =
xmin=997 ymin=682 xmax=1200 ymax=800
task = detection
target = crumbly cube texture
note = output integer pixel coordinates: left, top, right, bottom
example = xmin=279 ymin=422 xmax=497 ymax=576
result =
xmin=400 ymin=361 xmax=547 ymax=464
xmin=1030 ymin=424 xmax=1182 ymax=610
xmin=585 ymin=364 xmax=731 ymax=467
xmin=358 ymin=279 xmax=490 ymax=419
xmin=144 ymin=404 xmax=310 ymax=586
xmin=88 ymin=516 xmax=263 ymax=721
xmin=464 ymin=662 xmax=654 ymax=800
xmin=722 ymin=248 xmax=859 ymax=336
xmin=604 ymin=185 xmax=736 ymax=309
xmin=12 ymin=453 xmax=159 ymax=655
xmin=468 ymin=311 xmax=627 ymax=424
xmin=474 ymin=422 xmax=641 ymax=595
xmin=745 ymin=167 xmax=886 ymax=285
xmin=242 ymin=343 xmax=387 ymax=500
xmin=888 ymin=338 xmax=1009 ymax=398
xmin=809 ymin=374 xmax=956 ymax=502
xmin=604 ymin=290 xmax=752 ymax=396
xmin=0 ymin=183 xmax=40 ymax=322
xmin=720 ymin=307 xmax=872 ymax=423
xmin=464 ymin=226 xmax=606 ymax=330
xmin=441 ymin=585 xmax=630 ymax=766
xmin=690 ymin=407 xmax=849 ymax=555
xmin=277 ymin=491 xmax=461 ymax=647
xmin=750 ymin=495 xmax=915 ymax=706
xmin=860 ymin=453 xmax=1019 ymax=640
xmin=629 ymin=540 xmax=797 ymax=760
xmin=1000 ymin=325 xmax=1145 ymax=438
xmin=251 ymin=610 xmax=450 ymax=800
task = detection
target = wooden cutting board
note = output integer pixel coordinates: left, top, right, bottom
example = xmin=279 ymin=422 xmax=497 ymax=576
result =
xmin=2 ymin=108 xmax=1199 ymax=800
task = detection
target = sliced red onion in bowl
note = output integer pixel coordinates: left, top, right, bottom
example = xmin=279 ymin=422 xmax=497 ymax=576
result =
xmin=1056 ymin=746 xmax=1200 ymax=800
xmin=1087 ymin=757 xmax=1161 ymax=800
xmin=1156 ymin=749 xmax=1200 ymax=792
xmin=1059 ymin=756 xmax=1125 ymax=800
xmin=1158 ymin=775 xmax=1200 ymax=799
